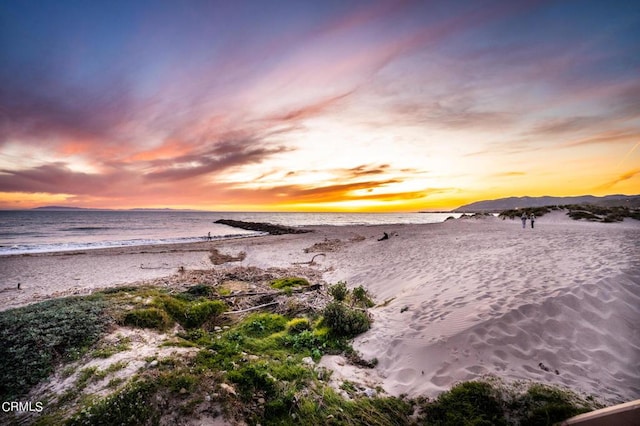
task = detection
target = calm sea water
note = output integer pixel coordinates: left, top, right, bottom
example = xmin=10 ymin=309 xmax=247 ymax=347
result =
xmin=0 ymin=210 xmax=460 ymax=255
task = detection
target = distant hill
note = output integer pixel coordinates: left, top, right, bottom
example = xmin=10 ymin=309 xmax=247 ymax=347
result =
xmin=129 ymin=208 xmax=201 ymax=212
xmin=32 ymin=206 xmax=201 ymax=212
xmin=455 ymin=194 xmax=640 ymax=212
xmin=32 ymin=206 xmax=103 ymax=211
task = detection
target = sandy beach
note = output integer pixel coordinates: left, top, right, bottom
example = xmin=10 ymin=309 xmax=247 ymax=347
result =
xmin=1 ymin=212 xmax=639 ymax=404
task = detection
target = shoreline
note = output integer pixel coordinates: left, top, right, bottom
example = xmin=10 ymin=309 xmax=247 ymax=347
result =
xmin=0 ymin=231 xmax=266 ymax=258
xmin=1 ymin=214 xmax=639 ymax=404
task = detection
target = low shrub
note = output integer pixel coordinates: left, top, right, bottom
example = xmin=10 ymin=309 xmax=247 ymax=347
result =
xmin=239 ymin=313 xmax=288 ymax=338
xmin=513 ymin=384 xmax=591 ymax=425
xmin=282 ymin=388 xmax=414 ymax=426
xmin=158 ymin=371 xmax=198 ymax=393
xmin=351 ymin=285 xmax=375 ymax=308
xmin=158 ymin=295 xmax=189 ymax=320
xmin=178 ymin=284 xmax=214 ymax=301
xmin=227 ymin=364 xmax=277 ymax=400
xmin=195 ymin=336 xmax=242 ymax=371
xmin=270 ymin=277 xmax=309 ymax=290
xmin=328 ymin=281 xmax=348 ymax=302
xmin=286 ymin=318 xmax=311 ymax=334
xmin=156 ymin=296 xmax=227 ymax=329
xmin=282 ymin=330 xmax=322 ymax=353
xmin=183 ymin=300 xmax=228 ymax=329
xmin=567 ymin=210 xmax=600 ymax=221
xmin=122 ymin=308 xmax=172 ymax=330
xmin=603 ymin=213 xmax=625 ymax=223
xmin=499 ymin=207 xmax=550 ymax=220
xmin=99 ymin=286 xmax=139 ymax=295
xmin=67 ymin=380 xmax=158 ymax=426
xmin=0 ymin=296 xmax=109 ymax=400
xmin=422 ymin=381 xmax=507 ymax=425
xmin=419 ymin=380 xmax=597 ymax=426
xmin=323 ymin=302 xmax=370 ymax=338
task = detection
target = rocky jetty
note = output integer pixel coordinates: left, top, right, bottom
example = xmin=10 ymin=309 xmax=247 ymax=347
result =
xmin=214 ymin=219 xmax=312 ymax=235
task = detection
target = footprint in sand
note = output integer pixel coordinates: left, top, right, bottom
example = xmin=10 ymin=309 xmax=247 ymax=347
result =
xmin=493 ymin=349 xmax=508 ymax=361
xmin=466 ymin=365 xmax=487 ymax=374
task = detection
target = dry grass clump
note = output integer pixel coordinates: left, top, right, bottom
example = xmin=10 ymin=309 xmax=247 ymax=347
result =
xmin=304 ymin=238 xmax=342 ymax=253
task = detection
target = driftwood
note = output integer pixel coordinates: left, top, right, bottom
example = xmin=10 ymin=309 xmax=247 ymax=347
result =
xmin=218 ymin=284 xmax=321 ymax=299
xmin=292 ymin=253 xmax=326 ymax=265
xmin=140 ymin=263 xmax=174 ymax=270
xmin=209 ymin=248 xmax=246 ymax=265
xmin=218 ymin=290 xmax=278 ymax=299
xmin=223 ymin=301 xmax=280 ymax=315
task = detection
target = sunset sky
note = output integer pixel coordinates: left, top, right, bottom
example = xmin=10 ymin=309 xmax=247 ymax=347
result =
xmin=1 ymin=1 xmax=639 ymax=211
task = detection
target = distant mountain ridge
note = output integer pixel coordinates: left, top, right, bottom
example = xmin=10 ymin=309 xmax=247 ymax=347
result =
xmin=455 ymin=194 xmax=640 ymax=212
xmin=32 ymin=206 xmax=199 ymax=212
xmin=32 ymin=206 xmax=105 ymax=211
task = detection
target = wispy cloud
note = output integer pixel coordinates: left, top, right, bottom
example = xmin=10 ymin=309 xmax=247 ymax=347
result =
xmin=0 ymin=75 xmax=134 ymax=149
xmin=242 ymin=179 xmax=443 ymax=206
xmin=596 ymin=168 xmax=640 ymax=191
xmin=390 ymin=99 xmax=515 ymax=130
xmin=0 ymin=162 xmax=128 ymax=195
xmin=562 ymin=129 xmax=640 ymax=148
xmin=527 ymin=116 xmax=606 ymax=136
xmin=492 ymin=171 xmax=526 ymax=177
xmin=144 ymin=139 xmax=290 ymax=181
xmin=265 ymin=90 xmax=355 ymax=123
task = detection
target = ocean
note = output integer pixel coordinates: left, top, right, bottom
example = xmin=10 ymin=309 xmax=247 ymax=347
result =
xmin=0 ymin=210 xmax=461 ymax=256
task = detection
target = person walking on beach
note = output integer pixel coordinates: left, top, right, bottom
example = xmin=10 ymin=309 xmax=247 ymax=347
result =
xmin=521 ymin=213 xmax=527 ymax=229
xmin=530 ymin=213 xmax=535 ymax=229
xmin=207 ymin=232 xmax=212 ymax=241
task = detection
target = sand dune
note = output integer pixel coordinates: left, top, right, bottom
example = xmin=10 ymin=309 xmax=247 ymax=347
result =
xmin=336 ymin=215 xmax=640 ymax=403
xmin=1 ymin=212 xmax=639 ymax=404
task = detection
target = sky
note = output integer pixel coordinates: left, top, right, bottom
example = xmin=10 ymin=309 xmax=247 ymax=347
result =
xmin=0 ymin=0 xmax=639 ymax=212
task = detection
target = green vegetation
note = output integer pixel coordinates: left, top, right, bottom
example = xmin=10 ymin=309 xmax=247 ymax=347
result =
xmin=418 ymin=380 xmax=596 ymax=426
xmin=323 ymin=301 xmax=371 ymax=338
xmin=324 ymin=282 xmax=373 ymax=337
xmin=329 ymin=281 xmax=375 ymax=308
xmin=2 ymin=278 xmax=600 ymax=425
xmin=499 ymin=204 xmax=640 ymax=222
xmin=122 ymin=307 xmax=173 ymax=330
xmin=499 ymin=206 xmax=552 ymax=219
xmin=183 ymin=284 xmax=214 ymax=298
xmin=567 ymin=210 xmax=601 ymax=221
xmin=91 ymin=335 xmax=132 ymax=358
xmin=67 ymin=380 xmax=159 ymax=426
xmin=156 ymin=296 xmax=227 ymax=329
xmin=0 ymin=296 xmax=109 ymax=400
xmin=76 ymin=366 xmax=100 ymax=389
xmin=512 ymin=383 xmax=593 ymax=425
xmin=421 ymin=381 xmax=506 ymax=425
xmin=352 ymin=285 xmax=375 ymax=308
xmin=564 ymin=204 xmax=640 ymax=222
xmin=270 ymin=277 xmax=309 ymax=290
xmin=104 ymin=361 xmax=128 ymax=374
xmin=286 ymin=317 xmax=311 ymax=334
xmin=238 ymin=313 xmax=288 ymax=338
xmin=328 ymin=281 xmax=348 ymax=301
